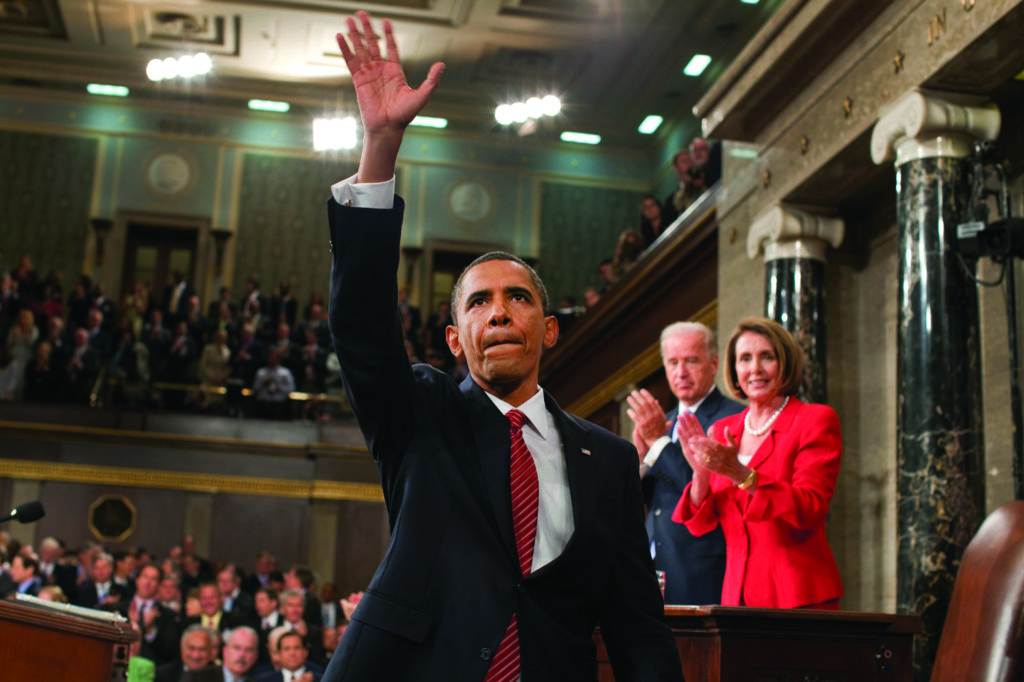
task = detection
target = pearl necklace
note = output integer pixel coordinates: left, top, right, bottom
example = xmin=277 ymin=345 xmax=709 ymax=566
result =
xmin=744 ymin=395 xmax=790 ymax=436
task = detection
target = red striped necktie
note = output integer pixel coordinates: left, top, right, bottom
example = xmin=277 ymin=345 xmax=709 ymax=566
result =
xmin=484 ymin=408 xmax=539 ymax=682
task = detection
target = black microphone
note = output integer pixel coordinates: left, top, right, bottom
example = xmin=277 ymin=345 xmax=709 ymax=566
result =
xmin=1 ymin=500 xmax=45 ymax=525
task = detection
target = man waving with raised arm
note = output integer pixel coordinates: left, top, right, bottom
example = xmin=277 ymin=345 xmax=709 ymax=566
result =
xmin=324 ymin=11 xmax=683 ymax=682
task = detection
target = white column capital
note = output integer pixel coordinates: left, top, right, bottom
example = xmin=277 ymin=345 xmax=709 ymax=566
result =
xmin=747 ymin=205 xmax=845 ymax=262
xmin=871 ymin=89 xmax=1000 ymax=166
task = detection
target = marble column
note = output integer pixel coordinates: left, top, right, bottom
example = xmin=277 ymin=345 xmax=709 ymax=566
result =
xmin=871 ymin=89 xmax=1000 ymax=681
xmin=747 ymin=205 xmax=844 ymax=403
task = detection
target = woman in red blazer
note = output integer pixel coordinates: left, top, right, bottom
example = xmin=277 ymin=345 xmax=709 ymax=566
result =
xmin=671 ymin=316 xmax=843 ymax=609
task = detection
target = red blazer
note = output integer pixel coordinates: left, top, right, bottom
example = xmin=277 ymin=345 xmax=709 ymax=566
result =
xmin=672 ymin=398 xmax=843 ymax=608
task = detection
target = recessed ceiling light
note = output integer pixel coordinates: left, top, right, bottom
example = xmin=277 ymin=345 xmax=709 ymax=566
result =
xmin=86 ymin=84 xmax=129 ymax=97
xmin=410 ymin=116 xmax=448 ymax=129
xmin=740 ymin=0 xmax=760 ymax=4
xmin=313 ymin=117 xmax=358 ymax=151
xmin=638 ymin=115 xmax=664 ymax=135
xmin=248 ymin=99 xmax=290 ymax=113
xmin=560 ymin=131 xmax=601 ymax=145
xmin=683 ymin=54 xmax=712 ymax=77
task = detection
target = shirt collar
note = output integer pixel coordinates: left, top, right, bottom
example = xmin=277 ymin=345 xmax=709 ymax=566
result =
xmin=679 ymin=386 xmax=715 ymax=415
xmin=485 ymin=387 xmax=551 ymax=442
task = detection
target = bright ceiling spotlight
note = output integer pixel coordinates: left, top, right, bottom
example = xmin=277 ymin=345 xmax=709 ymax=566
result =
xmin=313 ymin=116 xmax=358 ymax=151
xmin=494 ymin=104 xmax=514 ymax=126
xmin=410 ymin=115 xmax=448 ymax=129
xmin=525 ymin=97 xmax=544 ymax=119
xmin=146 ymin=59 xmax=165 ymax=82
xmin=193 ymin=52 xmax=212 ymax=75
xmin=510 ymin=102 xmax=529 ymax=124
xmin=248 ymin=99 xmax=290 ymax=113
xmin=177 ymin=54 xmax=197 ymax=79
xmin=161 ymin=57 xmax=180 ymax=80
xmin=683 ymin=54 xmax=712 ymax=77
xmin=560 ymin=131 xmax=601 ymax=145
xmin=638 ymin=114 xmax=664 ymax=135
xmin=86 ymin=83 xmax=129 ymax=97
xmin=541 ymin=95 xmax=561 ymax=117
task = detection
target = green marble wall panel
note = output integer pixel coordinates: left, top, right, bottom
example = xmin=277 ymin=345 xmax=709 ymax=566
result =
xmin=232 ymin=152 xmax=358 ymax=309
xmin=536 ymin=181 xmax=645 ymax=306
xmin=0 ymin=130 xmax=97 ymax=283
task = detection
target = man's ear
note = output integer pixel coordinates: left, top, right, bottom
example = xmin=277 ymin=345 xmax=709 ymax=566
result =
xmin=445 ymin=324 xmax=463 ymax=358
xmin=542 ymin=315 xmax=559 ymax=350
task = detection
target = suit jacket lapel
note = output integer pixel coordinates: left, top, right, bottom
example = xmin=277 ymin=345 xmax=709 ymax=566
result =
xmin=695 ymin=387 xmax=723 ymax=432
xmin=459 ymin=376 xmax=518 ymax=568
xmin=744 ymin=397 xmax=800 ymax=472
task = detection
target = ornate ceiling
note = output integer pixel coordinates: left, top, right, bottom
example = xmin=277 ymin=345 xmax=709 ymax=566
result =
xmin=0 ymin=0 xmax=779 ymax=146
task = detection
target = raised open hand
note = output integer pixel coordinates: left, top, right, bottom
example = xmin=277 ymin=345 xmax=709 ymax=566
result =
xmin=626 ymin=389 xmax=672 ymax=451
xmin=678 ymin=412 xmax=745 ymax=481
xmin=336 ymin=11 xmax=444 ymax=136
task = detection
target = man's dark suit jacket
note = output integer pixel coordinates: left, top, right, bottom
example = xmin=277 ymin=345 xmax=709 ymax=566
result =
xmin=75 ymin=580 xmax=129 ymax=610
xmin=322 ymin=196 xmax=681 ymax=682
xmin=255 ymin=661 xmax=324 ymax=682
xmin=642 ymin=387 xmax=743 ymax=605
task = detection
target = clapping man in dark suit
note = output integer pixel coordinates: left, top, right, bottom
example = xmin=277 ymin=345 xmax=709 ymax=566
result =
xmin=1 ymin=554 xmax=41 ymax=597
xmin=627 ymin=322 xmax=744 ymax=605
xmin=323 ymin=11 xmax=681 ymax=681
xmin=127 ymin=564 xmax=182 ymax=665
xmin=76 ymin=552 xmax=129 ymax=609
xmin=255 ymin=631 xmax=323 ymax=682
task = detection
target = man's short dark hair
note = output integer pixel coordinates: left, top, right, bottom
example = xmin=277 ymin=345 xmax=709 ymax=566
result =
xmin=256 ymin=587 xmax=279 ymax=604
xmin=137 ymin=562 xmax=163 ymax=582
xmin=450 ymin=251 xmax=549 ymax=323
xmin=15 ymin=554 xmax=38 ymax=574
xmin=291 ymin=565 xmax=315 ymax=589
xmin=277 ymin=630 xmax=306 ymax=652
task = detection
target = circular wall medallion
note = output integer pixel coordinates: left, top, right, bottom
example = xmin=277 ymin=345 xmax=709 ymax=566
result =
xmin=147 ymin=153 xmax=192 ymax=196
xmin=448 ymin=180 xmax=493 ymax=223
xmin=88 ymin=495 xmax=137 ymax=543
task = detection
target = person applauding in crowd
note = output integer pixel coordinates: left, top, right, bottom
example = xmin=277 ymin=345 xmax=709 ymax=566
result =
xmin=672 ymin=316 xmax=843 ymax=609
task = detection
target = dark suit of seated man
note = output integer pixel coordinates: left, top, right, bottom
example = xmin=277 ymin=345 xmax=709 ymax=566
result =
xmin=627 ymin=322 xmax=743 ymax=605
xmin=321 ymin=11 xmax=682 ymax=682
xmin=254 ymin=631 xmax=324 ymax=682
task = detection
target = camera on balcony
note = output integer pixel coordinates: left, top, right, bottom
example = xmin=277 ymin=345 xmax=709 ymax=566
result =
xmin=957 ymin=217 xmax=1024 ymax=260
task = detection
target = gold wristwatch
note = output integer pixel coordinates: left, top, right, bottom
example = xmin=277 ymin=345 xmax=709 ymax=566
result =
xmin=736 ymin=468 xmax=758 ymax=491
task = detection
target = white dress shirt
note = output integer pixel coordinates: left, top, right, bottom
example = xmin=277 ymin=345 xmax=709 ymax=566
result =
xmin=331 ymin=175 xmax=575 ymax=572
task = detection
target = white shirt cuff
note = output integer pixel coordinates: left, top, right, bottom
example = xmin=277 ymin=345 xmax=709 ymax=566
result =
xmin=642 ymin=436 xmax=672 ymax=468
xmin=330 ymin=174 xmax=396 ymax=209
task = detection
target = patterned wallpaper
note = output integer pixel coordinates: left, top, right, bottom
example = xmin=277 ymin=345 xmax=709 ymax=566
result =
xmin=536 ymin=181 xmax=646 ymax=306
xmin=0 ymin=130 xmax=97 ymax=284
xmin=233 ymin=153 xmax=359 ymax=308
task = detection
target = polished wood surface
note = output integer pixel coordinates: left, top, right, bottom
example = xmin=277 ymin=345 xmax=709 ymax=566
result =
xmin=931 ymin=501 xmax=1024 ymax=682
xmin=0 ymin=598 xmax=136 ymax=681
xmin=597 ymin=606 xmax=920 ymax=682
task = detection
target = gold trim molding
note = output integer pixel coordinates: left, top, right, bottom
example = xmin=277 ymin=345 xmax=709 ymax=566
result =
xmin=566 ymin=301 xmax=718 ymax=418
xmin=0 ymin=458 xmax=383 ymax=503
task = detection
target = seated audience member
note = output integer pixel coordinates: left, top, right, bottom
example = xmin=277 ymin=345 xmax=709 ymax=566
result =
xmin=241 ymin=551 xmax=277 ymax=595
xmin=673 ymin=316 xmax=844 ymax=609
xmin=158 ymin=573 xmax=183 ymax=613
xmin=128 ymin=564 xmax=182 ymax=666
xmin=186 ymin=582 xmax=249 ymax=633
xmin=38 ymin=585 xmax=69 ymax=603
xmin=43 ymin=315 xmax=70 ymax=367
xmin=256 ymin=631 xmax=323 ymax=682
xmin=689 ymin=136 xmax=721 ymax=188
xmin=613 ymin=228 xmax=645 ymax=275
xmin=7 ymin=308 xmax=39 ymax=395
xmin=0 ymin=553 xmax=41 ymax=597
xmin=279 ymin=590 xmax=325 ymax=666
xmin=254 ymin=588 xmax=283 ymax=667
xmin=596 ymin=258 xmax=617 ymax=293
xmin=0 ymin=346 xmax=17 ymax=401
xmin=582 ymin=286 xmax=601 ymax=309
xmin=218 ymin=565 xmax=256 ymax=625
xmin=199 ymin=330 xmax=232 ymax=387
xmin=640 ymin=193 xmax=670 ymax=248
xmin=296 ymin=303 xmax=330 ymax=349
xmin=23 ymin=340 xmax=64 ymax=402
xmin=283 ymin=566 xmax=322 ymax=627
xmin=113 ymin=549 xmax=138 ymax=596
xmin=155 ymin=625 xmax=217 ymax=682
xmin=197 ymin=626 xmax=259 ymax=682
xmin=67 ymin=327 xmax=100 ymax=403
xmin=85 ymin=307 xmax=113 ymax=358
xmin=318 ymin=583 xmax=339 ymax=630
xmin=662 ymin=150 xmax=700 ymax=226
xmin=253 ymin=625 xmax=290 ymax=678
xmin=76 ymin=552 xmax=129 ymax=609
xmin=252 ymin=350 xmax=295 ymax=418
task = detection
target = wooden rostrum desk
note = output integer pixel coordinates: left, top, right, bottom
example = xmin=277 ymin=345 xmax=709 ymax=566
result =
xmin=596 ymin=606 xmax=921 ymax=682
xmin=0 ymin=596 xmax=136 ymax=681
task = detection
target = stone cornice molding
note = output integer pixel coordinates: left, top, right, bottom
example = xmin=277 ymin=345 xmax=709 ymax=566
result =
xmin=871 ymin=89 xmax=1000 ymax=166
xmin=747 ymin=204 xmax=844 ymax=262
